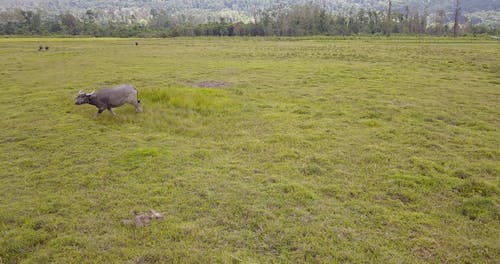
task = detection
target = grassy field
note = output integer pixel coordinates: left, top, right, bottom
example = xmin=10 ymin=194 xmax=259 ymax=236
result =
xmin=0 ymin=36 xmax=499 ymax=263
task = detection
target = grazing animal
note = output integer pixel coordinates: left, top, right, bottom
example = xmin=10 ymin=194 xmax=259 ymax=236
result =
xmin=45 ymin=46 xmax=49 ymax=51
xmin=75 ymin=84 xmax=143 ymax=116
xmin=38 ymin=45 xmax=43 ymax=51
xmin=135 ymin=41 xmax=139 ymax=46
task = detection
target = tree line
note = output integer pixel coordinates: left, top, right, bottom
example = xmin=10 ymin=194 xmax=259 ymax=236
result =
xmin=0 ymin=4 xmax=497 ymax=37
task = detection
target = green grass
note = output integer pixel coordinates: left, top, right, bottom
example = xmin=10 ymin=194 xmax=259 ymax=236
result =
xmin=0 ymin=36 xmax=499 ymax=263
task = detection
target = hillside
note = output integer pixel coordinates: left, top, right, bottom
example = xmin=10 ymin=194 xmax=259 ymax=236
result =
xmin=1 ymin=0 xmax=499 ymax=25
xmin=2 ymin=0 xmax=499 ymax=12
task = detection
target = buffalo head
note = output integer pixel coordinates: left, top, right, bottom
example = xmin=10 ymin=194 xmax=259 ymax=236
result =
xmin=75 ymin=90 xmax=94 ymax=105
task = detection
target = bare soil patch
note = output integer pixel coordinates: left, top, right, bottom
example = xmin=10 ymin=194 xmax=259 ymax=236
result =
xmin=192 ymin=80 xmax=231 ymax=88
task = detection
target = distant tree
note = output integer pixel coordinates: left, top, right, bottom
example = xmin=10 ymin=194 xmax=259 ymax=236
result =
xmin=318 ymin=8 xmax=329 ymax=33
xmin=386 ymin=0 xmax=392 ymax=36
xmin=346 ymin=9 xmax=358 ymax=34
xmin=20 ymin=10 xmax=42 ymax=34
xmin=260 ymin=11 xmax=273 ymax=35
xmin=61 ymin=12 xmax=81 ymax=35
xmin=462 ymin=16 xmax=472 ymax=35
xmin=434 ymin=10 xmax=447 ymax=35
xmin=367 ymin=10 xmax=383 ymax=34
xmin=420 ymin=11 xmax=428 ymax=34
xmin=453 ymin=0 xmax=461 ymax=37
xmin=402 ymin=6 xmax=410 ymax=34
xmin=83 ymin=10 xmax=99 ymax=35
xmin=85 ymin=10 xmax=95 ymax=24
xmin=47 ymin=19 xmax=62 ymax=34
xmin=149 ymin=9 xmax=170 ymax=31
xmin=356 ymin=9 xmax=368 ymax=34
xmin=332 ymin=15 xmax=349 ymax=36
xmin=4 ymin=21 xmax=17 ymax=34
xmin=0 ymin=10 xmax=22 ymax=34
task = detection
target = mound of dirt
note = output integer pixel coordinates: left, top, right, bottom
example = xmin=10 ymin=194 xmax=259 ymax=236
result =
xmin=121 ymin=209 xmax=165 ymax=227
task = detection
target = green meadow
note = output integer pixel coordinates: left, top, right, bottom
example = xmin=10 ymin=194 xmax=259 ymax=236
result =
xmin=0 ymin=36 xmax=499 ymax=263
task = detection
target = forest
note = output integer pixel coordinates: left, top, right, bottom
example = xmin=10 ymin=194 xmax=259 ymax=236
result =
xmin=0 ymin=3 xmax=497 ymax=37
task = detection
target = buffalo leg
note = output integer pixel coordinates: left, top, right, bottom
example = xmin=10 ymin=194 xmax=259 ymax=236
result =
xmin=96 ymin=109 xmax=104 ymax=117
xmin=108 ymin=108 xmax=116 ymax=115
xmin=133 ymin=102 xmax=143 ymax=113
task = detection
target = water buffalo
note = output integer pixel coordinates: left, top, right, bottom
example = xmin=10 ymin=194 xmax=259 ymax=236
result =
xmin=75 ymin=84 xmax=143 ymax=116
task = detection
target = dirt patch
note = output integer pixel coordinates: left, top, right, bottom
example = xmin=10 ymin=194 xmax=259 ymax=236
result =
xmin=121 ymin=209 xmax=165 ymax=227
xmin=192 ymin=81 xmax=231 ymax=88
